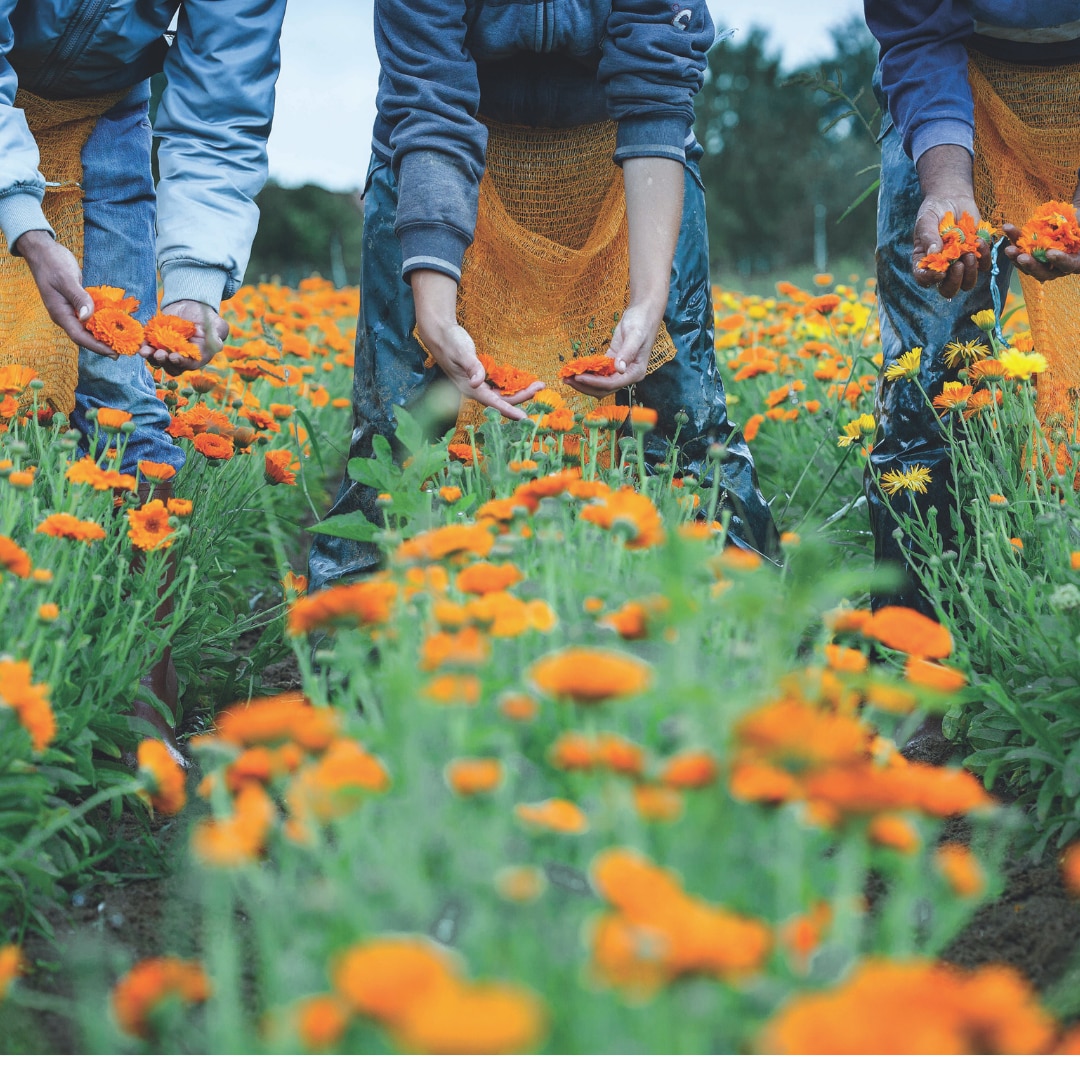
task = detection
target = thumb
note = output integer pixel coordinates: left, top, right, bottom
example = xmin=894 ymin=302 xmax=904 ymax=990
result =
xmin=914 ymin=211 xmax=942 ymax=258
xmin=65 ymin=282 xmax=94 ymax=323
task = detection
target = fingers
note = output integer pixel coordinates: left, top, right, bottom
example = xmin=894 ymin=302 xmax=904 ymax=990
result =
xmin=471 ymin=382 xmax=528 ymax=421
xmin=503 ymin=381 xmax=546 ymax=405
xmin=41 ymin=290 xmax=116 ymax=357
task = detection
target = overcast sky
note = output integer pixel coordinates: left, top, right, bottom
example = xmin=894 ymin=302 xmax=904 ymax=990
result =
xmin=265 ymin=0 xmax=867 ymax=191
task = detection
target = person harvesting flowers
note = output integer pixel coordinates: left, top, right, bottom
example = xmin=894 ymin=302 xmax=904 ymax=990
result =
xmin=0 ymin=1 xmax=286 ymax=761
xmin=307 ymin=0 xmax=779 ymax=593
xmin=863 ymin=0 xmax=1080 ymax=759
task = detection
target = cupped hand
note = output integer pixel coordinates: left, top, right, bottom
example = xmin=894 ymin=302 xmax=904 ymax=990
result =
xmin=1002 ymin=222 xmax=1080 ymax=283
xmin=140 ymin=300 xmax=229 ymax=376
xmin=15 ymin=230 xmax=116 ymax=357
xmin=912 ymin=194 xmax=990 ymax=298
xmin=562 ymin=303 xmax=657 ymax=399
xmin=429 ymin=323 xmax=541 ymax=421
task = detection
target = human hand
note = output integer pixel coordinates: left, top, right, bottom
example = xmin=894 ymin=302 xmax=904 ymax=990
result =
xmin=412 ymin=269 xmax=540 ymax=421
xmin=913 ymin=145 xmax=990 ymax=297
xmin=141 ymin=300 xmax=229 ymax=376
xmin=1002 ymin=181 xmax=1080 ymax=281
xmin=562 ymin=303 xmax=657 ymax=399
xmin=15 ymin=230 xmax=117 ymax=357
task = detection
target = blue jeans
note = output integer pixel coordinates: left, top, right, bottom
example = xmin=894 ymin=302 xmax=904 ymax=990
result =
xmin=73 ymin=82 xmax=185 ymax=475
xmin=864 ymin=73 xmax=1013 ymax=612
xmin=307 ymin=140 xmax=779 ymax=592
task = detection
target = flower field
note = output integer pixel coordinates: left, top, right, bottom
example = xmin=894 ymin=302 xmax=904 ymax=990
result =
xmin=2 ymin=274 xmax=1080 ymax=1053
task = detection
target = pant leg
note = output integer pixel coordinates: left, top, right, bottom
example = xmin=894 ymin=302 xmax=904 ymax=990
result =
xmin=627 ymin=143 xmax=780 ymax=560
xmin=866 ymin=87 xmax=1011 ymax=612
xmin=75 ymin=82 xmax=185 ymax=475
xmin=307 ymin=157 xmax=446 ymax=593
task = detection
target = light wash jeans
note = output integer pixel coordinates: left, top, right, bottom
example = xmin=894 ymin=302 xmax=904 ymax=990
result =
xmin=73 ymin=81 xmax=185 ymax=475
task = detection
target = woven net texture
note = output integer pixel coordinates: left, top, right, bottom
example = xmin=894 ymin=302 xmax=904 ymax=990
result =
xmin=971 ymin=51 xmax=1080 ymax=430
xmin=438 ymin=118 xmax=675 ymax=443
xmin=0 ymin=89 xmax=124 ymax=415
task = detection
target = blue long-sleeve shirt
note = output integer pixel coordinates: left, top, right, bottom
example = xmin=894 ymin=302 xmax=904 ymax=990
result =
xmin=865 ymin=1 xmax=1080 ymax=163
xmin=372 ymin=1 xmax=715 ymax=282
xmin=0 ymin=1 xmax=285 ymax=308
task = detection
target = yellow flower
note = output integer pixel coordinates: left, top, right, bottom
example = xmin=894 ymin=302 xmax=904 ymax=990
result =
xmin=970 ymin=309 xmax=997 ymax=333
xmin=998 ymin=348 xmax=1048 ymax=381
xmin=837 ymin=413 xmax=876 ymax=447
xmin=883 ymin=347 xmax=923 ymax=381
xmin=880 ymin=465 xmax=932 ymax=497
xmin=942 ymin=340 xmax=990 ymax=369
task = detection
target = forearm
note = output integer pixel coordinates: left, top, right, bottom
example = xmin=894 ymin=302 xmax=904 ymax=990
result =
xmin=411 ymin=269 xmax=460 ymax=351
xmin=623 ymin=157 xmax=682 ymax=319
xmin=916 ymin=144 xmax=975 ymax=201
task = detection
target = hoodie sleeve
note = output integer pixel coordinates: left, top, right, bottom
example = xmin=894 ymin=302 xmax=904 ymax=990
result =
xmin=154 ymin=0 xmax=286 ymax=309
xmin=0 ymin=0 xmax=52 ymax=251
xmin=601 ymin=0 xmax=714 ymax=165
xmin=864 ymin=0 xmax=975 ymax=163
xmin=373 ymin=0 xmax=485 ymax=283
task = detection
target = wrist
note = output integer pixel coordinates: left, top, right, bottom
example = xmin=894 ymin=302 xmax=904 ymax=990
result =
xmin=12 ymin=229 xmax=54 ymax=257
xmin=916 ymin=144 xmax=975 ymax=201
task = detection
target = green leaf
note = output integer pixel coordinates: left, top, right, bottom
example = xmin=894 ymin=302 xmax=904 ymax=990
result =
xmin=306 ymin=511 xmax=381 ymax=542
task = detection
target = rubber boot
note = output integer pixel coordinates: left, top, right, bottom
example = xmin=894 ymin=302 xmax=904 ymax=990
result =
xmin=128 ymin=479 xmax=187 ymax=768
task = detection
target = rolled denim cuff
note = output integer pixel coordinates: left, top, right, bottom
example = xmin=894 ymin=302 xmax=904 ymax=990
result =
xmin=398 ymin=223 xmax=469 ymax=283
xmin=613 ymin=116 xmax=689 ymax=165
xmin=911 ymin=119 xmax=974 ymax=166
xmin=0 ymin=190 xmax=53 ymax=254
xmin=159 ymin=264 xmax=230 ymax=309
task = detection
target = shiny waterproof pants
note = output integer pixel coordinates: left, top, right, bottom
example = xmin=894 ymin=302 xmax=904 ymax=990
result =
xmin=865 ymin=99 xmax=1013 ymax=613
xmin=307 ymin=150 xmax=779 ymax=593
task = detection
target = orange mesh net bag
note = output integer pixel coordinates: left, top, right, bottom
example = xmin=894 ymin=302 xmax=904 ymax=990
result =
xmin=425 ymin=118 xmax=676 ymax=444
xmin=970 ymin=51 xmax=1080 ymax=433
xmin=0 ymin=89 xmax=124 ymax=415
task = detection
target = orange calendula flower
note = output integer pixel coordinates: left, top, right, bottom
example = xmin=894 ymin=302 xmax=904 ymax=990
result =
xmin=862 ymin=606 xmax=953 ymax=659
xmin=905 ymin=656 xmax=967 ymax=693
xmin=192 ymin=432 xmax=234 ymax=460
xmin=935 ymin=842 xmax=985 ymax=897
xmin=210 ymin=692 xmax=338 ymax=752
xmin=438 ymin=485 xmax=462 ymax=503
xmin=494 ymin=865 xmax=547 ymax=903
xmin=559 ymin=353 xmax=617 ymax=379
xmin=287 ymin=739 xmax=390 ymax=822
xmin=445 ymin=757 xmax=502 ymax=796
xmin=112 ymin=957 xmax=211 ymax=1039
xmin=144 ymin=313 xmax=200 ymax=361
xmin=94 ymin=407 xmax=134 ymax=432
xmin=629 ymin=406 xmax=658 ymax=428
xmin=0 ymin=364 xmax=39 ymax=395
xmin=264 ymin=448 xmax=300 ymax=485
xmin=660 ymin=750 xmax=720 ymax=789
xmin=584 ymin=404 xmax=630 ymax=428
xmin=127 ymin=499 xmax=175 ymax=551
xmin=515 ymin=798 xmax=589 ymax=834
xmin=287 ymin=578 xmax=397 ymax=636
xmin=448 ymin=443 xmax=483 ymax=467
xmin=497 ymin=690 xmax=538 ymax=723
xmin=483 ymin=356 xmax=540 ymax=396
xmin=295 ymin=995 xmax=351 ymax=1052
xmin=36 ymin=513 xmax=106 ymax=543
xmin=0 ymin=944 xmax=23 ymax=1000
xmin=804 ymin=293 xmax=841 ymax=316
xmin=65 ymin=457 xmax=136 ymax=492
xmin=420 ymin=627 xmax=491 ymax=671
xmin=396 ymin=523 xmax=495 ymax=564
xmin=423 ymin=673 xmax=482 ymax=706
xmin=86 ymin=284 xmax=139 ymax=314
xmin=392 ymin=980 xmax=548 ymax=1055
xmin=1061 ymin=843 xmax=1080 ymax=896
xmin=166 ymin=498 xmax=193 ymax=517
xmin=824 ymin=643 xmax=868 ymax=674
xmin=332 ymin=937 xmax=458 ymax=1026
xmin=633 ymin=784 xmax=684 ymax=822
xmin=917 ymin=211 xmax=982 ymax=274
xmin=191 ymin=783 xmax=276 ymax=866
xmin=137 ymin=739 xmax=187 ymax=815
xmin=761 ymin=959 xmax=1056 ymax=1054
xmin=528 ymin=646 xmax=651 ymax=703
xmin=86 ymin=308 xmax=144 ymax=355
xmin=0 ymin=535 xmax=31 ymax=578
xmin=37 ymin=602 xmax=59 ymax=621
xmin=868 ymin=813 xmax=921 ymax=854
xmin=580 ymin=487 xmax=665 ymax=548
xmin=455 ymin=561 xmax=523 ymax=595
xmin=1015 ymin=200 xmax=1080 ymax=263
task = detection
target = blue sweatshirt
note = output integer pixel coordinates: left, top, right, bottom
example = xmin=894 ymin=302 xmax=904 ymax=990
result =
xmin=866 ymin=1 xmax=1080 ymax=163
xmin=372 ymin=1 xmax=715 ymax=282
xmin=0 ymin=1 xmax=285 ymax=309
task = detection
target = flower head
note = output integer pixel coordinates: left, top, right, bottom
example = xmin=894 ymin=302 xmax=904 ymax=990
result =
xmin=144 ymin=314 xmax=200 ymax=361
xmin=883 ymin=347 xmax=923 ymax=381
xmin=86 ymin=308 xmax=143 ymax=355
xmin=127 ymin=500 xmax=175 ymax=551
xmin=837 ymin=413 xmax=876 ymax=447
xmin=528 ymin=646 xmax=652 ymax=703
xmin=879 ymin=464 xmax=932 ymax=497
